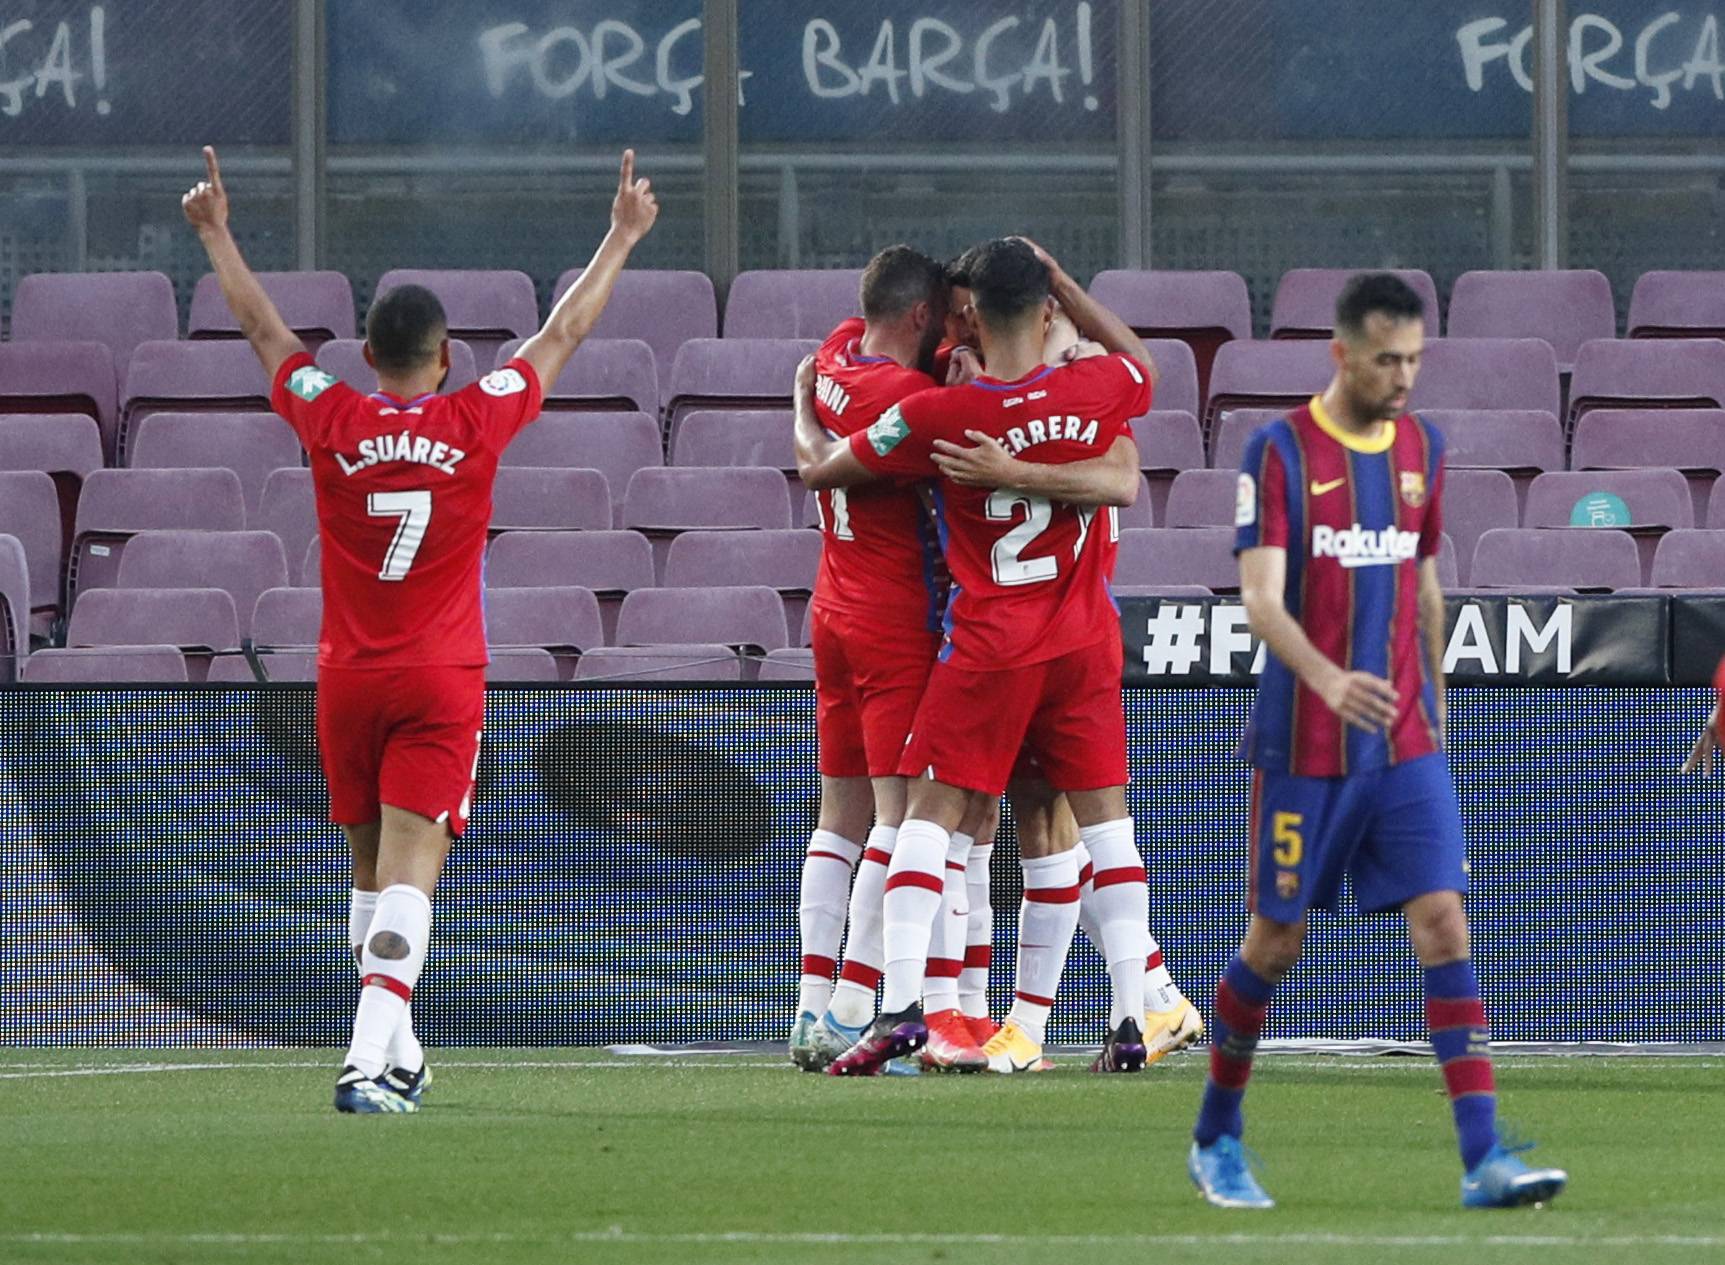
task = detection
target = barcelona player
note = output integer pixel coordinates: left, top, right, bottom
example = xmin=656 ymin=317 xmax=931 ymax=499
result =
xmin=186 ymin=145 xmax=659 ymax=1112
xmin=1188 ymin=274 xmax=1567 ymax=1208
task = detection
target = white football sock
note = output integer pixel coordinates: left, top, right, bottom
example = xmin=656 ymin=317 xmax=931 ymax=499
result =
xmin=1007 ymin=850 xmax=1081 ymax=1046
xmin=922 ymin=831 xmax=973 ymax=1014
xmin=879 ymin=818 xmax=949 ymax=1014
xmin=796 ymin=829 xmax=862 ymax=1016
xmin=344 ymin=884 xmax=431 ymax=1079
xmin=1080 ymin=820 xmax=1150 ymax=1026
xmin=1071 ymin=839 xmax=1106 ymax=953
xmin=1146 ymin=941 xmax=1181 ymax=1013
xmin=959 ymin=841 xmax=994 ymax=1018
xmin=349 ymin=886 xmax=424 ymax=1073
xmin=830 ymin=825 xmax=894 ymax=1028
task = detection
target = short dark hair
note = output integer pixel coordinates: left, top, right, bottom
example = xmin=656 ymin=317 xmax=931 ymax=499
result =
xmin=859 ymin=245 xmax=947 ymax=323
xmin=365 ymin=284 xmax=448 ymax=373
xmin=1335 ymin=273 xmax=1425 ymax=338
xmin=968 ymin=238 xmax=1050 ymax=325
xmin=944 ymin=243 xmax=987 ymax=290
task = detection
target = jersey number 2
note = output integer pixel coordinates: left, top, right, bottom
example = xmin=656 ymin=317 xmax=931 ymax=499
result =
xmin=986 ymin=490 xmax=1058 ymax=586
xmin=367 ymin=490 xmax=432 ymax=581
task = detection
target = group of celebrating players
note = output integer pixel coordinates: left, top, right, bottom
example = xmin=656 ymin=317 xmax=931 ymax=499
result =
xmin=189 ymin=144 xmax=1569 ymax=1211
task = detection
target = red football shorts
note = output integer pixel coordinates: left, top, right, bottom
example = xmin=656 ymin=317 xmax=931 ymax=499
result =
xmin=811 ymin=605 xmax=941 ymax=779
xmin=898 ymin=635 xmax=1128 ymax=796
xmin=317 ymin=665 xmax=486 ymax=836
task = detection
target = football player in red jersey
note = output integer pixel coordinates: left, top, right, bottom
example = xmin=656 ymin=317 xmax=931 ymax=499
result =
xmin=796 ymin=237 xmax=1159 ymax=1076
xmin=185 ymin=145 xmax=658 ymax=1112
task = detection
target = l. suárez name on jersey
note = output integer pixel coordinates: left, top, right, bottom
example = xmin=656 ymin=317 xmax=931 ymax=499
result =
xmin=1311 ymin=524 xmax=1421 ymax=568
xmin=334 ymin=431 xmax=468 ymax=478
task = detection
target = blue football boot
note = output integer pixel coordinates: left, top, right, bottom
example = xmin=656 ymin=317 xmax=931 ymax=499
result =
xmin=1188 ymin=1136 xmax=1274 ymax=1209
xmin=1462 ymin=1140 xmax=1567 ymax=1209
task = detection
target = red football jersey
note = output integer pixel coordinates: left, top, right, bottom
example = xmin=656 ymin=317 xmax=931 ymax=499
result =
xmin=849 ymin=353 xmax=1150 ymax=669
xmin=810 ymin=318 xmax=946 ymax=633
xmin=270 ymin=351 xmax=543 ymax=669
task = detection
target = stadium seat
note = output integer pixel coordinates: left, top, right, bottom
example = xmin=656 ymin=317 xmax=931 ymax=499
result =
xmin=23 ymin=645 xmax=189 ymax=683
xmin=491 ymin=467 xmax=612 ymax=533
xmin=1204 ymin=340 xmax=1333 ymax=434
xmin=1422 ymin=410 xmax=1565 ymax=478
xmin=1115 ymin=527 xmax=1238 ymax=591
xmin=0 ymin=470 xmax=65 ymax=636
xmin=664 ymin=529 xmax=821 ymax=635
xmin=615 ymin=586 xmax=788 ymax=654
xmin=1109 ymin=583 xmax=1214 ymax=599
xmin=1523 ymin=469 xmax=1693 ymax=531
xmin=375 ymin=268 xmax=539 ymax=368
xmin=1568 ymin=338 xmax=1725 ymax=429
xmin=257 ymin=469 xmax=318 ymax=586
xmin=316 ymin=338 xmax=480 ymax=397
xmin=251 ymin=587 xmax=322 ymax=649
xmin=1141 ymin=340 xmax=1200 ymax=419
xmin=69 ymin=468 xmax=246 ymax=605
xmin=0 ymin=414 xmax=105 ymax=483
xmin=0 ymin=342 xmax=119 ymax=459
xmin=1441 ymin=469 xmax=1518 ymax=587
xmin=1132 ymin=410 xmax=1205 ymax=523
xmin=500 ymin=413 xmax=662 ymax=527
xmin=487 ymin=529 xmax=655 ymax=644
xmin=205 ymin=650 xmax=318 ymax=683
xmin=1570 ymin=410 xmax=1725 ymax=525
xmin=486 ymin=648 xmax=560 ymax=682
xmin=1627 ymin=271 xmax=1725 ymax=340
xmin=1209 ymin=408 xmax=1286 ymax=471
xmin=1446 ymin=270 xmax=1617 ymax=369
xmin=9 ymin=271 xmax=178 ymax=373
xmin=623 ymin=467 xmax=793 ymax=559
xmin=494 ymin=338 xmax=658 ymax=415
xmin=0 ymin=535 xmax=27 ymax=681
xmin=190 ymin=271 xmax=356 ymax=346
xmin=1087 ymin=271 xmax=1253 ymax=399
xmin=1648 ymin=530 xmax=1725 ymax=588
xmin=1470 ymin=527 xmax=1641 ymax=592
xmin=484 ymin=586 xmax=604 ymax=678
xmin=1414 ymin=339 xmax=1561 ymax=416
xmin=1436 ymin=534 xmax=1460 ymax=590
xmin=572 ymin=644 xmax=741 ymax=682
xmin=67 ymin=588 xmax=240 ymax=673
xmin=1118 ymin=474 xmax=1155 ymax=530
xmin=758 ymin=647 xmax=815 ymax=681
xmin=129 ymin=413 xmax=303 ymax=516
xmin=301 ymin=538 xmax=320 ymax=586
xmin=552 ymin=268 xmax=718 ymax=385
xmin=117 ymin=341 xmax=276 ymax=463
xmin=1164 ymin=469 xmax=1238 ymax=528
xmin=664 ymin=339 xmax=819 ymax=443
xmin=1270 ymin=269 xmax=1441 ymax=339
xmin=116 ymin=530 xmax=290 ymax=640
xmin=672 ymin=410 xmax=801 ymax=516
xmin=723 ymin=269 xmax=862 ymax=339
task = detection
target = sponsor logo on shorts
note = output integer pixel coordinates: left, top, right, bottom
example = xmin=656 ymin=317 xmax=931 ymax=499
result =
xmin=867 ymin=405 xmax=911 ymax=455
xmin=287 ymin=366 xmax=336 ymax=402
xmin=479 ymin=368 xmax=528 ymax=397
xmin=1276 ymin=871 xmax=1299 ymax=899
xmin=1311 ymin=523 xmax=1420 ymax=568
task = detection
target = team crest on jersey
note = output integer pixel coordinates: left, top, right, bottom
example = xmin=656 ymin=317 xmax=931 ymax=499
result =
xmin=479 ymin=368 xmax=528 ymax=397
xmin=1235 ymin=473 xmax=1257 ymax=527
xmin=866 ymin=405 xmax=911 ymax=455
xmin=287 ymin=365 xmax=336 ymax=402
xmin=1400 ymin=470 xmax=1427 ymax=508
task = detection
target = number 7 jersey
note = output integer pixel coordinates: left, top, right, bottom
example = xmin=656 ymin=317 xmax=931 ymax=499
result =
xmin=270 ymin=350 xmax=544 ymax=669
xmin=848 ymin=353 xmax=1150 ymax=669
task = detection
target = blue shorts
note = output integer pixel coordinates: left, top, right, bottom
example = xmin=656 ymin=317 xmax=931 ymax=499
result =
xmin=1248 ymin=753 xmax=1468 ymax=921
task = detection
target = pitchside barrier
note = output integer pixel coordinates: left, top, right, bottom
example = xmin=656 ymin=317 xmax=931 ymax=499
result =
xmin=2 ymin=593 xmax=1723 ymax=1049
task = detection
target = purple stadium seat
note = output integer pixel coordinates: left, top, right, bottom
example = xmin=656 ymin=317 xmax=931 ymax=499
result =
xmin=190 ymin=271 xmax=356 ymax=345
xmin=1436 ymin=534 xmax=1460 ymax=590
xmin=491 ymin=467 xmax=612 ymax=532
xmin=67 ymin=588 xmax=239 ymax=658
xmin=0 ymin=415 xmax=105 ymax=482
xmin=723 ymin=270 xmax=862 ymax=339
xmin=624 ymin=468 xmax=792 ymax=533
xmin=375 ymin=269 xmax=539 ymax=368
xmin=1139 ymin=340 xmax=1200 ymax=419
xmin=484 ymin=586 xmax=603 ymax=654
xmin=1087 ymin=270 xmax=1252 ymax=402
xmin=758 ymin=647 xmax=815 ymax=681
xmin=1571 ymin=409 xmax=1725 ymax=525
xmin=129 ymin=413 xmax=303 ymax=516
xmin=1131 ymin=411 xmax=1205 ymax=475
xmin=1117 ymin=474 xmax=1155 ymax=530
xmin=486 ymin=530 xmax=654 ymax=593
xmin=664 ymin=339 xmax=819 ymax=441
xmin=1210 ymin=408 xmax=1287 ymax=471
xmin=486 ymin=648 xmax=560 ymax=682
xmin=1628 ymin=272 xmax=1725 ymax=340
xmin=1164 ymin=469 xmax=1238 ymax=528
xmin=10 ymin=271 xmax=178 ymax=373
xmin=1422 ymin=410 xmax=1565 ymax=475
xmin=204 ymin=651 xmax=317 ymax=682
xmin=70 ymin=468 xmax=246 ymax=604
xmin=1115 ymin=527 xmax=1239 ymax=591
xmin=117 ymin=340 xmax=276 ymax=462
xmin=1414 ymin=339 xmax=1561 ymax=416
xmin=1109 ymin=583 xmax=1215 ymax=599
xmin=1442 ymin=469 xmax=1518 ymax=587
xmin=258 ymin=469 xmax=318 ymax=585
xmin=0 ymin=471 xmax=64 ymax=634
xmin=494 ymin=337 xmax=658 ymax=414
xmin=23 ymin=645 xmax=189 ymax=683
xmin=1470 ymin=528 xmax=1640 ymax=592
xmin=1270 ymin=269 xmax=1441 ymax=339
xmin=1568 ymin=338 xmax=1725 ymax=428
xmin=1205 ymin=341 xmax=1333 ymax=433
xmin=116 ymin=530 xmax=290 ymax=639
xmin=1446 ymin=270 xmax=1617 ymax=369
xmin=0 ymin=535 xmax=27 ymax=681
xmin=553 ymin=269 xmax=718 ymax=384
xmin=501 ymin=413 xmax=662 ymax=527
xmin=664 ymin=529 xmax=821 ymax=635
xmin=0 ymin=342 xmax=119 ymax=457
xmin=302 ymin=537 xmax=321 ymax=584
xmin=673 ymin=410 xmax=797 ymax=471
xmin=315 ymin=338 xmax=480 ymax=396
xmin=572 ymin=644 xmax=741 ymax=682
xmin=1524 ymin=470 xmax=1693 ymax=531
xmin=1649 ymin=530 xmax=1725 ymax=588
xmin=252 ymin=587 xmax=322 ymax=649
xmin=616 ymin=586 xmax=789 ymax=653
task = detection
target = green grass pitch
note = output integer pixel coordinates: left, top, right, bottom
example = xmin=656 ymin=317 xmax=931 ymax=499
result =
xmin=1 ymin=1049 xmax=1720 ymax=1265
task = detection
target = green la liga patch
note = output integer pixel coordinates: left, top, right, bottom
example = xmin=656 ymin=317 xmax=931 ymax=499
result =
xmin=287 ymin=366 xmax=336 ymax=402
xmin=866 ymin=407 xmax=910 ymax=455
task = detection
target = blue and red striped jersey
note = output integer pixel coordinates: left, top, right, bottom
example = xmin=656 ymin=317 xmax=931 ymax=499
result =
xmin=1234 ymin=397 xmax=1446 ymax=776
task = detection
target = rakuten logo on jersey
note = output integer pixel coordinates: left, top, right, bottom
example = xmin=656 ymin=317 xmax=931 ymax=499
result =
xmin=1311 ymin=524 xmax=1420 ymax=568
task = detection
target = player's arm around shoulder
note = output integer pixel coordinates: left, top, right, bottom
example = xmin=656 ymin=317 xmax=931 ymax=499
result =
xmin=931 ymin=430 xmax=1139 ymax=508
xmin=793 ymin=358 xmax=926 ymax=491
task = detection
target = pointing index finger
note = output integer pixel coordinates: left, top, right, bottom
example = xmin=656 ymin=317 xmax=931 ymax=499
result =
xmin=202 ymin=146 xmax=222 ymax=189
xmin=619 ymin=149 xmax=635 ymax=193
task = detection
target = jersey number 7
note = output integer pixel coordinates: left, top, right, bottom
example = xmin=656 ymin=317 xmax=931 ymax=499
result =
xmin=367 ymin=490 xmax=432 ymax=581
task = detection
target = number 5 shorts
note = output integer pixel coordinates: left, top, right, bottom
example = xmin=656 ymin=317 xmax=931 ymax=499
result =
xmin=317 ymin=664 xmax=487 ymax=836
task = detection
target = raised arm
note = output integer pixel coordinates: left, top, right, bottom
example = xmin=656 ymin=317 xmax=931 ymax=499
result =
xmin=183 ymin=146 xmax=304 ymax=381
xmin=792 ymin=354 xmax=878 ymax=490
xmin=1017 ymin=237 xmax=1157 ymax=385
xmin=515 ymin=149 xmax=659 ymax=391
xmin=930 ymin=431 xmax=1139 ymax=508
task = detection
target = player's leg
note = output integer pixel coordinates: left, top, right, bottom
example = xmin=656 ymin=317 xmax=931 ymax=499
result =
xmin=790 ymin=772 xmax=870 ymax=1069
xmin=343 ymin=822 xmax=428 ymax=1094
xmin=920 ymin=790 xmax=991 ymax=1071
xmin=958 ymin=796 xmax=1001 ymax=1043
